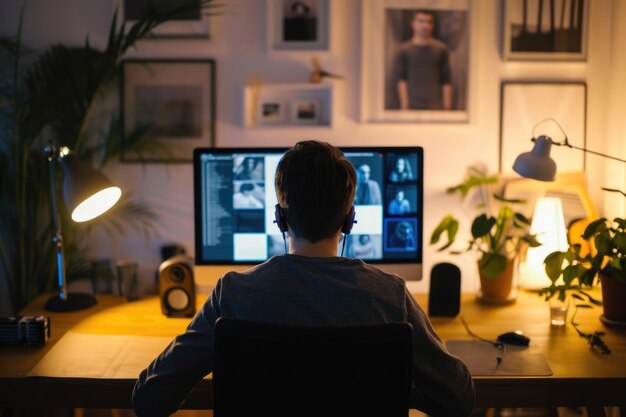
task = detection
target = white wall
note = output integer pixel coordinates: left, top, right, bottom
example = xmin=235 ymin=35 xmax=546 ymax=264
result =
xmin=1 ymin=0 xmax=624 ymax=296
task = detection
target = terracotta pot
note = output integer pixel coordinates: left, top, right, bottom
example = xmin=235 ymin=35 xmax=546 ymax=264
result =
xmin=600 ymin=272 xmax=626 ymax=325
xmin=478 ymin=257 xmax=516 ymax=301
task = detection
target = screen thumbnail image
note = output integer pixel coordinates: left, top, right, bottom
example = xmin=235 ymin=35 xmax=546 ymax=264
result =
xmin=386 ymin=153 xmax=418 ymax=183
xmin=385 ymin=219 xmax=418 ymax=251
xmin=345 ymin=234 xmax=383 ymax=260
xmin=233 ymin=181 xmax=265 ymax=209
xmin=348 ymin=155 xmax=384 ymax=206
xmin=385 ymin=185 xmax=417 ymax=216
xmin=233 ymin=156 xmax=264 ymax=181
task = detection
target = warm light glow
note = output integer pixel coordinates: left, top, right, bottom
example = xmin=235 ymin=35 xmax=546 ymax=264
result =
xmin=520 ymin=197 xmax=569 ymax=290
xmin=71 ymin=187 xmax=122 ymax=222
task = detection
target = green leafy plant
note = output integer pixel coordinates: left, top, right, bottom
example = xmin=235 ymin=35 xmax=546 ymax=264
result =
xmin=0 ymin=1 xmax=222 ymax=314
xmin=430 ymin=166 xmax=541 ymax=278
xmin=541 ymin=216 xmax=626 ymax=354
xmin=543 ymin=217 xmax=626 ymax=294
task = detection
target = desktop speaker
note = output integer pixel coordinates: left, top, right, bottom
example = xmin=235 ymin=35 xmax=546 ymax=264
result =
xmin=158 ymin=255 xmax=196 ymax=318
xmin=428 ymin=262 xmax=461 ymax=317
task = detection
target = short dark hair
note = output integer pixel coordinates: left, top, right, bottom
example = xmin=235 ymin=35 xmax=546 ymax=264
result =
xmin=239 ymin=183 xmax=255 ymax=193
xmin=275 ymin=140 xmax=356 ymax=243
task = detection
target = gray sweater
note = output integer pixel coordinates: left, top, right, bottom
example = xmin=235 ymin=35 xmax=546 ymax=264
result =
xmin=132 ymin=254 xmax=475 ymax=417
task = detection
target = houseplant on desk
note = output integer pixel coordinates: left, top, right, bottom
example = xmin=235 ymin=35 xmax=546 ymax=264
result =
xmin=430 ymin=165 xmax=541 ymax=303
xmin=543 ymin=216 xmax=626 ymax=326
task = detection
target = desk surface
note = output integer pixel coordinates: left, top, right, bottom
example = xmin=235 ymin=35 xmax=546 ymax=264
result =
xmin=1 ymin=290 xmax=625 ymax=409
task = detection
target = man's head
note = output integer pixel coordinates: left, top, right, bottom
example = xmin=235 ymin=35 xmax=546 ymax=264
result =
xmin=239 ymin=183 xmax=255 ymax=194
xmin=357 ymin=164 xmax=371 ymax=183
xmin=275 ymin=140 xmax=356 ymax=243
xmin=412 ymin=10 xmax=435 ymax=39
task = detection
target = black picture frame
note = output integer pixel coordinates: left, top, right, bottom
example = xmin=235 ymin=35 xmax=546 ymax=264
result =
xmin=115 ymin=0 xmax=211 ymax=38
xmin=120 ymin=59 xmax=216 ymax=163
xmin=502 ymin=0 xmax=589 ymax=61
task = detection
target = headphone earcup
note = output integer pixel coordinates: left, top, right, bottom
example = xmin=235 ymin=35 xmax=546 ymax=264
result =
xmin=341 ymin=206 xmax=356 ymax=235
xmin=274 ymin=204 xmax=288 ymax=233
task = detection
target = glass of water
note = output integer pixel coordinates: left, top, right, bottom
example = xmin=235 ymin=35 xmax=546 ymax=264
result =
xmin=549 ymin=295 xmax=570 ymax=326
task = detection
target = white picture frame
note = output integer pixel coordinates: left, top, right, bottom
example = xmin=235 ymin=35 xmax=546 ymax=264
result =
xmin=502 ymin=0 xmax=589 ymax=61
xmin=257 ymin=98 xmax=287 ymax=125
xmin=116 ymin=0 xmax=210 ymax=38
xmin=499 ymin=81 xmax=587 ymax=176
xmin=268 ymin=0 xmax=330 ymax=51
xmin=291 ymin=100 xmax=320 ymax=124
xmin=360 ymin=0 xmax=471 ymax=123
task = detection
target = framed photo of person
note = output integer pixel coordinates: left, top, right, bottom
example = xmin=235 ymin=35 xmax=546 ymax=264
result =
xmin=502 ymin=0 xmax=589 ymax=61
xmin=115 ymin=0 xmax=211 ymax=37
xmin=291 ymin=99 xmax=320 ymax=124
xmin=257 ymin=99 xmax=287 ymax=125
xmin=268 ymin=0 xmax=330 ymax=50
xmin=361 ymin=0 xmax=471 ymax=123
xmin=120 ymin=59 xmax=216 ymax=163
xmin=499 ymin=81 xmax=587 ymax=176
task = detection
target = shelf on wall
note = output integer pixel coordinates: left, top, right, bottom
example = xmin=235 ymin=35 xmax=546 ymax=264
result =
xmin=243 ymin=83 xmax=333 ymax=128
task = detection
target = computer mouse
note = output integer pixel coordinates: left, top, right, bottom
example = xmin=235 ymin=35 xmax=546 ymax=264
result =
xmin=496 ymin=330 xmax=530 ymax=346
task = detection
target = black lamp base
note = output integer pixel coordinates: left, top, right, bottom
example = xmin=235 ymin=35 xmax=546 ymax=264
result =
xmin=44 ymin=292 xmax=98 ymax=312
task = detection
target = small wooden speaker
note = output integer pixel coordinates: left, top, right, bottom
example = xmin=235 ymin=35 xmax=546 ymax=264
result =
xmin=158 ymin=255 xmax=196 ymax=317
xmin=428 ymin=262 xmax=461 ymax=317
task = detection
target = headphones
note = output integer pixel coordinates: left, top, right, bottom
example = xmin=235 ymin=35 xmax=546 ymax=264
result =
xmin=273 ymin=204 xmax=357 ymax=254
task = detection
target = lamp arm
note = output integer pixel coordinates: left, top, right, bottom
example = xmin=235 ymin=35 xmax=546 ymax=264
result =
xmin=560 ymin=141 xmax=626 ymax=164
xmin=45 ymin=144 xmax=68 ymax=301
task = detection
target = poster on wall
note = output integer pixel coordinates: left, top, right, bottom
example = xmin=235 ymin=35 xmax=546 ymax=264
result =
xmin=120 ymin=59 xmax=216 ymax=163
xmin=361 ymin=0 xmax=470 ymax=123
xmin=499 ymin=81 xmax=587 ymax=177
xmin=502 ymin=0 xmax=588 ymax=61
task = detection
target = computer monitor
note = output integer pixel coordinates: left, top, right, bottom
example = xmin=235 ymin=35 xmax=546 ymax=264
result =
xmin=193 ymin=146 xmax=423 ymax=282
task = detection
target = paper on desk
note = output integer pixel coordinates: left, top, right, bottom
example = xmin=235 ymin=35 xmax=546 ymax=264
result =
xmin=446 ymin=339 xmax=553 ymax=376
xmin=27 ymin=331 xmax=173 ymax=379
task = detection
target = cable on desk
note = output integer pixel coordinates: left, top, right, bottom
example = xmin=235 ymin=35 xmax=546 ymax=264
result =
xmin=460 ymin=316 xmax=507 ymax=367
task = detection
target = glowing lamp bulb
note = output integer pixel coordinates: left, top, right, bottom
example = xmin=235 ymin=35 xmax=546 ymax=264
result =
xmin=71 ymin=186 xmax=122 ymax=222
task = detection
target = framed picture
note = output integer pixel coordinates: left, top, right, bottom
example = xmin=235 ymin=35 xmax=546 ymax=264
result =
xmin=268 ymin=0 xmax=329 ymax=50
xmin=291 ymin=99 xmax=320 ymax=124
xmin=120 ymin=59 xmax=215 ymax=163
xmin=257 ymin=98 xmax=286 ymax=125
xmin=502 ymin=0 xmax=589 ymax=61
xmin=499 ymin=81 xmax=587 ymax=176
xmin=361 ymin=0 xmax=471 ymax=123
xmin=115 ymin=0 xmax=210 ymax=38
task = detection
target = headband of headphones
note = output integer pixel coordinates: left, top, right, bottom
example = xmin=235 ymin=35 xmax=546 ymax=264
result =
xmin=273 ymin=204 xmax=356 ymax=235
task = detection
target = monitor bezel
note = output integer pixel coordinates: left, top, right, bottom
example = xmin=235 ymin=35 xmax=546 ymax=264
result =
xmin=193 ymin=146 xmax=424 ymax=266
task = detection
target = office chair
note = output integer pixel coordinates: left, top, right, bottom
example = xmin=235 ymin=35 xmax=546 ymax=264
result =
xmin=213 ymin=318 xmax=414 ymax=417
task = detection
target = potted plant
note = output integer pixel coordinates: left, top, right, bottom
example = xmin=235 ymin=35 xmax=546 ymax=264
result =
xmin=430 ymin=166 xmax=541 ymax=303
xmin=0 ymin=0 xmax=221 ymax=315
xmin=543 ymin=216 xmax=626 ymax=326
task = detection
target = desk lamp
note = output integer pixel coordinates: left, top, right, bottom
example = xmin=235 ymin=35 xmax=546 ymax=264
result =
xmin=512 ymin=118 xmax=626 ymax=181
xmin=44 ymin=143 xmax=122 ymax=312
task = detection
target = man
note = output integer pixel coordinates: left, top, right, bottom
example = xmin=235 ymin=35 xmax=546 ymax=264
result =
xmin=132 ymin=141 xmax=474 ymax=417
xmin=355 ymin=163 xmax=382 ymax=205
xmin=388 ymin=189 xmax=411 ymax=215
xmin=395 ymin=10 xmax=453 ymax=110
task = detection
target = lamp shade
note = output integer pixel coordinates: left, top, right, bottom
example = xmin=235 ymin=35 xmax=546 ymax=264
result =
xmin=512 ymin=135 xmax=557 ymax=181
xmin=60 ymin=154 xmax=122 ymax=222
xmin=519 ymin=197 xmax=569 ymax=290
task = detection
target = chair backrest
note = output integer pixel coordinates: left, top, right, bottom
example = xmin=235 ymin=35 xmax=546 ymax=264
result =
xmin=213 ymin=318 xmax=413 ymax=417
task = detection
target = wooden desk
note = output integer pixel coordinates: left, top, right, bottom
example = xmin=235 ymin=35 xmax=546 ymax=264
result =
xmin=1 ymin=290 xmax=625 ymax=412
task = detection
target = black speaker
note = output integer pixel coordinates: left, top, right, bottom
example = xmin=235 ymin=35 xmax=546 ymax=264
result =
xmin=158 ymin=255 xmax=196 ymax=318
xmin=428 ymin=262 xmax=461 ymax=317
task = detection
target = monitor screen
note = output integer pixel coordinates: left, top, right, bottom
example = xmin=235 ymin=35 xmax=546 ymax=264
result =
xmin=193 ymin=146 xmax=423 ymax=272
